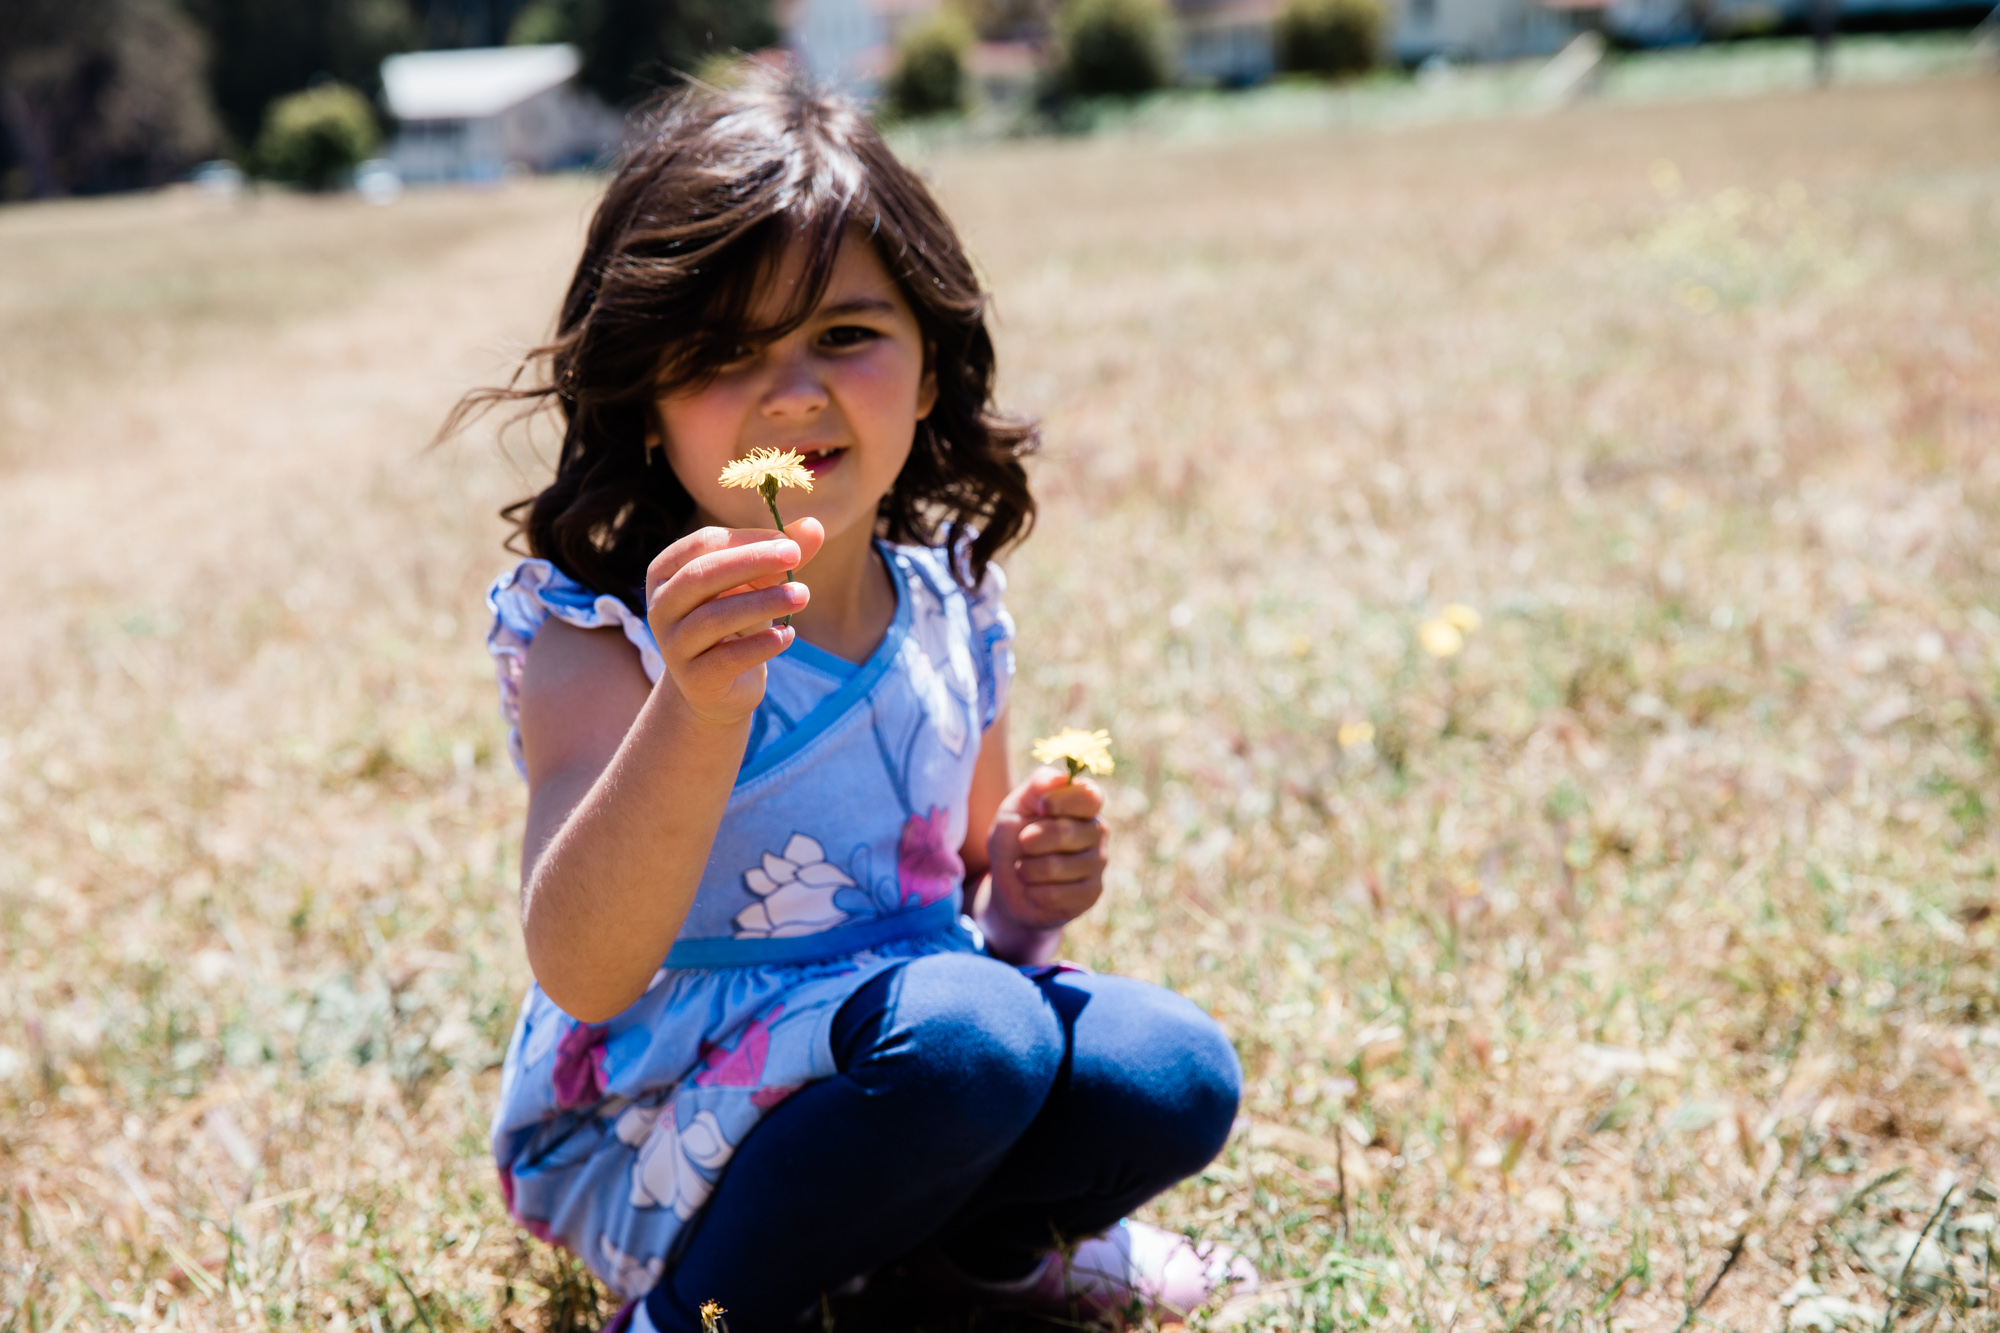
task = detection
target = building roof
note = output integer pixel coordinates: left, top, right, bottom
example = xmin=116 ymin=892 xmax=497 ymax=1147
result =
xmin=381 ymin=44 xmax=582 ymax=121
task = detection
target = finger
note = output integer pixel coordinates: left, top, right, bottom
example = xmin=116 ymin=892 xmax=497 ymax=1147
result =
xmin=1010 ymin=766 xmax=1074 ymax=813
xmin=1016 ymin=849 xmax=1107 ymax=886
xmin=672 ymin=582 xmax=810 ymax=658
xmin=682 ymin=624 xmax=793 ymax=684
xmin=782 ymin=517 xmax=825 ymax=572
xmin=1037 ymin=778 xmax=1104 ymax=819
xmin=648 ymin=524 xmax=804 ymax=596
xmin=1017 ymin=817 xmax=1104 ymax=857
xmin=1010 ymin=880 xmax=1101 ymax=927
xmin=651 ymin=538 xmax=804 ymax=623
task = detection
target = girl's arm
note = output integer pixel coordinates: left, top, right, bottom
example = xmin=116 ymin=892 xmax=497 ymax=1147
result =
xmin=961 ymin=708 xmax=1110 ymax=967
xmin=516 ymin=524 xmax=819 ymax=1022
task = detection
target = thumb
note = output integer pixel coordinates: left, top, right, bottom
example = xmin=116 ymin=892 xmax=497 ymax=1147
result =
xmin=782 ymin=517 xmax=826 ymax=572
xmin=1016 ymin=765 xmax=1074 ymax=816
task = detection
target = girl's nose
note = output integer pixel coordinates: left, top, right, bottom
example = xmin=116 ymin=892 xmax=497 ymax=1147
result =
xmin=759 ymin=347 xmax=829 ymax=419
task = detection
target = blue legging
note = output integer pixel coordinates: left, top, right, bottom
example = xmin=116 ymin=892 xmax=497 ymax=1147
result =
xmin=644 ymin=952 xmax=1242 ymax=1332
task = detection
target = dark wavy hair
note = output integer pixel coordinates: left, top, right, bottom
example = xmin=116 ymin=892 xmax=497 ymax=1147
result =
xmin=450 ymin=63 xmax=1038 ymax=613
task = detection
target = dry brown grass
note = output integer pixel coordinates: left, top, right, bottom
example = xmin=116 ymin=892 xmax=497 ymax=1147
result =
xmin=5 ymin=71 xmax=2000 ymax=1333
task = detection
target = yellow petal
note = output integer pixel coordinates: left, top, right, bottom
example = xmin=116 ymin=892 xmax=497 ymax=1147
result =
xmin=1030 ymin=727 xmax=1115 ymax=776
xmin=717 ymin=447 xmax=815 ymax=492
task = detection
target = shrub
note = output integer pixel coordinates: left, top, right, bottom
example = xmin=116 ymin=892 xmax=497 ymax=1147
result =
xmin=1276 ymin=0 xmax=1385 ymax=78
xmin=888 ymin=11 xmax=975 ymax=118
xmin=254 ymin=82 xmax=380 ymax=191
xmin=1059 ymin=0 xmax=1170 ymax=97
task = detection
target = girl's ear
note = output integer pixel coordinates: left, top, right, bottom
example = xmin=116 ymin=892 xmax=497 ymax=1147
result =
xmin=916 ymin=344 xmax=938 ymax=421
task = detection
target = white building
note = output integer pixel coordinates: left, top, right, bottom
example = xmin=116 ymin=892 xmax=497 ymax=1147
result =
xmin=381 ymin=44 xmax=622 ymax=184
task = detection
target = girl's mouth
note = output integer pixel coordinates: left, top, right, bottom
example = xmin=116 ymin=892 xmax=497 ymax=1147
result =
xmin=800 ymin=446 xmax=845 ymax=477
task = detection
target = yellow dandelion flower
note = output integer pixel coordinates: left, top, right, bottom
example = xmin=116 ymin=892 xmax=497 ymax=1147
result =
xmin=716 ymin=448 xmax=812 ymax=625
xmin=717 ymin=447 xmax=814 ymax=494
xmin=1419 ymin=618 xmax=1464 ymax=658
xmin=1337 ymin=720 xmax=1375 ymax=750
xmin=698 ymin=1301 xmax=728 ymax=1333
xmin=1032 ymin=727 xmax=1115 ymax=783
xmin=1441 ymin=603 xmax=1481 ymax=633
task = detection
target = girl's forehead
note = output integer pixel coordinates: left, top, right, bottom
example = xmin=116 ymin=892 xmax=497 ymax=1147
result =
xmin=749 ymin=228 xmax=905 ymax=321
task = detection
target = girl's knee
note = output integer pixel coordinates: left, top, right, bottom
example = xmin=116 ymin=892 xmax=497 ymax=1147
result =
xmin=871 ymin=953 xmax=1063 ymax=1125
xmin=1071 ymin=976 xmax=1242 ymax=1163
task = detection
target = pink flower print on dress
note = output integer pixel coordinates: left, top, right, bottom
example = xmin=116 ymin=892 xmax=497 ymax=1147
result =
xmin=897 ymin=806 xmax=964 ymax=908
xmin=552 ymin=1022 xmax=608 ymax=1108
xmin=732 ymin=834 xmax=854 ymax=938
xmin=694 ymin=1005 xmax=784 ymax=1089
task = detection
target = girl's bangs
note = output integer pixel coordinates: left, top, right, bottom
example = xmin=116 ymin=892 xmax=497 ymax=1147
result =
xmin=655 ymin=197 xmax=863 ymax=393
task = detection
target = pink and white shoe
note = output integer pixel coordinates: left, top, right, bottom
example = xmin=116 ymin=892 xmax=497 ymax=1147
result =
xmin=947 ymin=1218 xmax=1259 ymax=1325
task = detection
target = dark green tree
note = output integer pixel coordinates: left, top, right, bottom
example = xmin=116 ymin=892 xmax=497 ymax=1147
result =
xmin=0 ymin=0 xmax=221 ymax=198
xmin=1276 ymin=0 xmax=1384 ymax=78
xmin=505 ymin=0 xmax=776 ymax=106
xmin=254 ymin=81 xmax=380 ymax=188
xmin=888 ymin=11 xmax=974 ymax=119
xmin=182 ymin=0 xmax=419 ymax=150
xmin=1059 ymin=0 xmax=1169 ymax=97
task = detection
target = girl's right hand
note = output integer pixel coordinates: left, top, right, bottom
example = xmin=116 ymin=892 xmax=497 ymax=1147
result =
xmin=645 ymin=520 xmax=823 ymax=726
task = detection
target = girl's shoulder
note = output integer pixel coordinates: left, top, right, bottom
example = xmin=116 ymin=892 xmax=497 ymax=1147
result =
xmin=488 ymin=557 xmax=663 ymax=679
xmin=883 ymin=540 xmax=1009 ymax=619
xmin=884 ymin=540 xmax=1016 ymax=732
xmin=486 ymin=558 xmax=663 ymax=773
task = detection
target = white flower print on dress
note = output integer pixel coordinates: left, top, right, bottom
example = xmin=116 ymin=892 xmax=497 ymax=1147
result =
xmin=598 ymin=1235 xmax=665 ymax=1301
xmin=903 ymin=575 xmax=974 ymax=757
xmin=618 ymin=1097 xmax=735 ymax=1219
xmin=732 ymin=833 xmax=854 ymax=938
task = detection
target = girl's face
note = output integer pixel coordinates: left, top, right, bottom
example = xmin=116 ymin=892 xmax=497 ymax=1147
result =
xmin=655 ymin=229 xmax=936 ymax=544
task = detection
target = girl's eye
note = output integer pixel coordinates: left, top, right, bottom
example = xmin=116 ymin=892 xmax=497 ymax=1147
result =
xmin=820 ymin=325 xmax=880 ymax=349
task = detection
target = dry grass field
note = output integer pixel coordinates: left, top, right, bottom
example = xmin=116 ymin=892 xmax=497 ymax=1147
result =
xmin=5 ymin=69 xmax=2000 ymax=1333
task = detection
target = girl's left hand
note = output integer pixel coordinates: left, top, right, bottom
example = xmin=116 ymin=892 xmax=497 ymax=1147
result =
xmin=983 ymin=768 xmax=1109 ymax=936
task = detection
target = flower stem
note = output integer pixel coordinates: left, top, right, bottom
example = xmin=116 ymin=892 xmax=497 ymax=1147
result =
xmin=760 ymin=480 xmax=794 ymax=627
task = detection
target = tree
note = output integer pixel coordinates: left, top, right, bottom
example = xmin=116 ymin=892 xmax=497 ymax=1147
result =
xmin=1275 ymin=0 xmax=1383 ymax=78
xmin=180 ymin=0 xmax=418 ymax=151
xmin=507 ymin=0 xmax=777 ymax=106
xmin=254 ymin=82 xmax=380 ymax=189
xmin=0 ymin=0 xmax=222 ymax=198
xmin=1059 ymin=0 xmax=1169 ymax=97
xmin=888 ymin=11 xmax=975 ymax=119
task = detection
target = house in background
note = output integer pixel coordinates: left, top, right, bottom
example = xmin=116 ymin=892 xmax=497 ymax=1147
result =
xmin=381 ymin=43 xmax=621 ymax=184
xmin=779 ymin=0 xmax=1043 ymax=100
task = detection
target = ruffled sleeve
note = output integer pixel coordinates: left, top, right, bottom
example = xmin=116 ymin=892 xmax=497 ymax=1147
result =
xmin=487 ymin=559 xmax=663 ymax=774
xmin=965 ymin=561 xmax=1015 ymax=733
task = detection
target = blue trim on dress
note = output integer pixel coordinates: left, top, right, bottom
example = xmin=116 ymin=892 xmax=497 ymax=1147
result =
xmin=734 ymin=544 xmax=911 ymax=788
xmin=663 ymin=897 xmax=963 ymax=969
xmin=780 ymin=636 xmax=860 ymax=680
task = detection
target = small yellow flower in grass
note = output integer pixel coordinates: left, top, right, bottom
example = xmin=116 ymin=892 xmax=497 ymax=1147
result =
xmin=717 ymin=447 xmax=814 ymax=625
xmin=1441 ymin=603 xmax=1481 ymax=634
xmin=1419 ymin=619 xmax=1463 ymax=658
xmin=1337 ymin=720 xmax=1375 ymax=750
xmin=1031 ymin=727 xmax=1114 ymax=784
xmin=699 ymin=1300 xmax=728 ymax=1333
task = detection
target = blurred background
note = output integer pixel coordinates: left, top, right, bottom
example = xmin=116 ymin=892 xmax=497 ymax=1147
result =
xmin=3 ymin=0 xmax=1995 ymax=199
xmin=4 ymin=3 xmax=2000 ymax=1333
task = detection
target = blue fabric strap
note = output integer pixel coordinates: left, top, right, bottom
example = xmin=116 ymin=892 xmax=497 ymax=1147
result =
xmin=663 ymin=898 xmax=964 ymax=970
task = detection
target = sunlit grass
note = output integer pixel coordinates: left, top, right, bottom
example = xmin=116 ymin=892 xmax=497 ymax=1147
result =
xmin=4 ymin=72 xmax=1999 ymax=1333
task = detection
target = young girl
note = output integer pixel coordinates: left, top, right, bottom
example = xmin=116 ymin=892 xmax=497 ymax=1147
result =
xmin=472 ymin=67 xmax=1252 ymax=1332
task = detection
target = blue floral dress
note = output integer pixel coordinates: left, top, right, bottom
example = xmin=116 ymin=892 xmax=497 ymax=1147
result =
xmin=484 ymin=542 xmax=1014 ymax=1299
